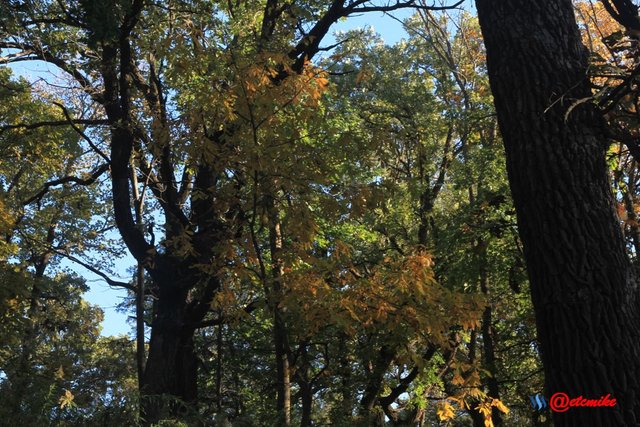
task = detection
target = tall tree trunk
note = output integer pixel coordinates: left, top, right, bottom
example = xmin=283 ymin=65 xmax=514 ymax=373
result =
xmin=216 ymin=320 xmax=224 ymax=412
xmin=337 ymin=332 xmax=354 ymax=421
xmin=135 ymin=264 xmax=146 ymax=387
xmin=478 ymin=255 xmax=501 ymax=426
xmin=468 ymin=249 xmax=502 ymax=427
xmin=101 ymin=17 xmax=209 ymax=422
xmin=140 ymin=269 xmax=198 ymax=424
xmin=273 ymin=307 xmax=291 ymax=426
xmin=467 ymin=330 xmax=485 ymax=427
xmin=299 ymin=344 xmax=313 ymax=427
xmin=476 ymin=1 xmax=640 ymax=425
xmin=268 ymin=196 xmax=292 ymax=426
xmin=300 ymin=382 xmax=313 ymax=427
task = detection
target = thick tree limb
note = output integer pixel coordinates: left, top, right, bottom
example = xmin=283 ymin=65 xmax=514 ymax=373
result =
xmin=351 ymin=0 xmax=464 ymax=13
xmin=129 ymin=59 xmax=183 ymax=229
xmin=260 ymin=0 xmax=285 ymax=42
xmin=601 ymin=0 xmax=640 ymax=33
xmin=288 ymin=0 xmax=464 ymax=72
xmin=378 ymin=344 xmax=437 ymax=408
xmin=102 ymin=0 xmax=154 ymax=264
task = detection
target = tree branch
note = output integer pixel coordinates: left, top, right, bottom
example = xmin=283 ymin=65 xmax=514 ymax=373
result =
xmin=23 ymin=163 xmax=110 ymax=206
xmin=287 ymin=0 xmax=465 ymax=72
xmin=189 ymin=299 xmax=263 ymax=329
xmin=378 ymin=344 xmax=437 ymax=407
xmin=0 ymin=41 xmax=103 ymax=103
xmin=0 ymin=119 xmax=108 ymax=134
xmin=601 ymin=0 xmax=640 ymax=34
xmin=52 ymin=248 xmax=135 ymax=291
xmin=101 ymin=0 xmax=154 ymax=264
xmin=351 ymin=0 xmax=464 ymax=13
xmin=52 ymin=102 xmax=111 ymax=163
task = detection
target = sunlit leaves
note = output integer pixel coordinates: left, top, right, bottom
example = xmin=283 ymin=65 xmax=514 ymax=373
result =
xmin=59 ymin=389 xmax=75 ymax=409
xmin=437 ymin=401 xmax=456 ymax=421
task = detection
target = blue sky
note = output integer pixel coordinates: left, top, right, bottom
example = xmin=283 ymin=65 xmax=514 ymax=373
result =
xmin=6 ymin=2 xmax=470 ymax=337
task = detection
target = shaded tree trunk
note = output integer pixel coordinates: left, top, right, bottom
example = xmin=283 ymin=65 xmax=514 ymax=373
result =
xmin=268 ymin=195 xmax=292 ymax=426
xmin=476 ymin=1 xmax=640 ymax=425
xmin=360 ymin=345 xmax=394 ymax=425
xmin=298 ymin=344 xmax=313 ymax=427
xmin=130 ymin=157 xmax=146 ymax=391
xmin=337 ymin=332 xmax=355 ymax=420
xmin=138 ymin=257 xmax=222 ymax=424
xmin=216 ymin=320 xmax=224 ymax=412
xmin=478 ymin=257 xmax=501 ymax=426
xmin=468 ymin=252 xmax=502 ymax=427
xmin=140 ymin=267 xmax=199 ymax=423
xmin=273 ymin=307 xmax=291 ymax=426
xmin=300 ymin=381 xmax=313 ymax=427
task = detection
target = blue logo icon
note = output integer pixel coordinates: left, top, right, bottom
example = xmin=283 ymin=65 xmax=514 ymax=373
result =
xmin=530 ymin=394 xmax=547 ymax=410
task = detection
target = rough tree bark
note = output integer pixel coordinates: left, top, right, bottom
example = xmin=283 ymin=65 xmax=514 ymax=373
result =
xmin=476 ymin=1 xmax=640 ymax=425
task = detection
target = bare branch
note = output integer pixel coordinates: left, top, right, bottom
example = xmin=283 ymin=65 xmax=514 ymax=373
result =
xmin=190 ymin=299 xmax=263 ymax=329
xmin=0 ymin=41 xmax=103 ymax=103
xmin=53 ymin=248 xmax=135 ymax=291
xmin=23 ymin=163 xmax=110 ymax=206
xmin=52 ymin=102 xmax=111 ymax=163
xmin=0 ymin=118 xmax=108 ymax=134
xmin=351 ymin=0 xmax=465 ymax=13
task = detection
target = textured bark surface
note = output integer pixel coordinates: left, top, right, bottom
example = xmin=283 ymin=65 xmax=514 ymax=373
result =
xmin=476 ymin=1 xmax=640 ymax=425
xmin=140 ymin=266 xmax=199 ymax=424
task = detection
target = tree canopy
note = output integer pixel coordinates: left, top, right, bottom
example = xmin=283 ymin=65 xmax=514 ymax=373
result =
xmin=0 ymin=0 xmax=636 ymax=426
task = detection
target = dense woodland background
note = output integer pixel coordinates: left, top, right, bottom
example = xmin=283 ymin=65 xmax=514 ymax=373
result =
xmin=0 ymin=0 xmax=638 ymax=425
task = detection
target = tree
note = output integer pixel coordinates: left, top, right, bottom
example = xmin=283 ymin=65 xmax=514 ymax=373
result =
xmin=0 ymin=272 xmax=138 ymax=426
xmin=1 ymin=0 xmax=473 ymax=423
xmin=476 ymin=0 xmax=640 ymax=425
xmin=0 ymin=68 xmax=137 ymax=425
xmin=326 ymin=12 xmax=535 ymax=425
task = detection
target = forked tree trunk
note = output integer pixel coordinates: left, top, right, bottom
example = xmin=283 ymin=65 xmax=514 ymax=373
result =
xmin=476 ymin=1 xmax=640 ymax=425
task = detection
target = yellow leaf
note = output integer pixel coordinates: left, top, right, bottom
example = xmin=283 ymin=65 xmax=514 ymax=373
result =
xmin=436 ymin=402 xmax=456 ymax=421
xmin=451 ymin=373 xmax=465 ymax=386
xmin=476 ymin=402 xmax=492 ymax=417
xmin=54 ymin=366 xmax=65 ymax=380
xmin=491 ymin=398 xmax=510 ymax=414
xmin=59 ymin=389 xmax=74 ymax=409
